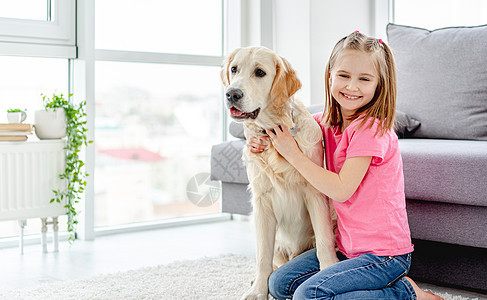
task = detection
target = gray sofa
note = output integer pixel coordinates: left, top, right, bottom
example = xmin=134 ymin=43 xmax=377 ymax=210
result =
xmin=211 ymin=24 xmax=487 ymax=293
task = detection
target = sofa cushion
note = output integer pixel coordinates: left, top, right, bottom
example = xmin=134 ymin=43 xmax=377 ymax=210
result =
xmin=399 ymin=139 xmax=487 ymax=207
xmin=406 ymin=200 xmax=487 ymax=248
xmin=387 ymin=23 xmax=487 ymax=141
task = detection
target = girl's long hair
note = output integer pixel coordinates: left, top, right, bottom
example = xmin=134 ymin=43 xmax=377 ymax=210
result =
xmin=323 ymin=31 xmax=397 ymax=136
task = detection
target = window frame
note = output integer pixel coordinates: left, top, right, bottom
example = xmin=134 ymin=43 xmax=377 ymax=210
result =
xmin=0 ymin=0 xmax=76 ymax=58
xmin=0 ymin=2 xmax=75 ymax=246
xmin=81 ymin=0 xmax=238 ymax=237
xmin=0 ymin=0 xmax=241 ymax=245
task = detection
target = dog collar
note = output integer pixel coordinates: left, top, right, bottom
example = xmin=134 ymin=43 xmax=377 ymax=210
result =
xmin=261 ymin=125 xmax=297 ymax=137
xmin=260 ymin=107 xmax=298 ymax=137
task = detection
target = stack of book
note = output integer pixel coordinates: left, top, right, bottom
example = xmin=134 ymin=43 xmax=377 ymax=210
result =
xmin=0 ymin=123 xmax=34 ymax=141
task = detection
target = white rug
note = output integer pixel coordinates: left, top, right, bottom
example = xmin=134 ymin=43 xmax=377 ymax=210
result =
xmin=0 ymin=254 xmax=479 ymax=300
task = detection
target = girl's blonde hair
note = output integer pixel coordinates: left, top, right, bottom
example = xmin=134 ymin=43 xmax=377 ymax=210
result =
xmin=323 ymin=31 xmax=397 ymax=136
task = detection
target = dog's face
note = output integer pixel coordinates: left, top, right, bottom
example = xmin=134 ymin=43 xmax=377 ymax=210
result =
xmin=220 ymin=47 xmax=301 ymax=124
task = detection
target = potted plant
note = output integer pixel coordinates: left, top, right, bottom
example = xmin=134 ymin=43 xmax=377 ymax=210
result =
xmin=41 ymin=93 xmax=92 ymax=243
xmin=35 ymin=98 xmax=67 ymax=139
xmin=7 ymin=108 xmax=27 ymax=123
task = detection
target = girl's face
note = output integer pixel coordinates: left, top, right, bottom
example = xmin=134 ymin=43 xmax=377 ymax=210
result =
xmin=329 ymin=49 xmax=379 ymax=120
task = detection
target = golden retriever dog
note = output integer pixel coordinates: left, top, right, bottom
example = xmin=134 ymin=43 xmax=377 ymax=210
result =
xmin=221 ymin=46 xmax=338 ymax=299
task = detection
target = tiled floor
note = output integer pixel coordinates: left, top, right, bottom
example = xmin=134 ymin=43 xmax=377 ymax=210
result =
xmin=0 ymin=219 xmax=485 ymax=299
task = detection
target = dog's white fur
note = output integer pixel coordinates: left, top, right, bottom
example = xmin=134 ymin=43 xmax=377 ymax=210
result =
xmin=221 ymin=47 xmax=339 ymax=300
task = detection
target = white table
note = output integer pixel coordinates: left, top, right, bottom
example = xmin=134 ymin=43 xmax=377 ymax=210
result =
xmin=0 ymin=139 xmax=66 ymax=254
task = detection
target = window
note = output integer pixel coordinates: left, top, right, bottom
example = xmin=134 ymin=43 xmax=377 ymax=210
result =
xmin=0 ymin=56 xmax=69 ymax=239
xmin=94 ymin=62 xmax=222 ymax=227
xmin=0 ymin=1 xmax=74 ymax=241
xmin=95 ymin=0 xmax=223 ymax=56
xmin=0 ymin=0 xmax=76 ymax=58
xmin=0 ymin=1 xmax=50 ymax=21
xmin=394 ymin=0 xmax=487 ymax=29
xmin=0 ymin=57 xmax=69 ymax=117
xmin=0 ymin=0 xmax=234 ymax=243
xmin=94 ymin=0 xmax=225 ymax=228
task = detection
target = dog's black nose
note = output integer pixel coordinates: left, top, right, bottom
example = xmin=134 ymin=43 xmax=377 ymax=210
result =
xmin=226 ymin=88 xmax=243 ymax=103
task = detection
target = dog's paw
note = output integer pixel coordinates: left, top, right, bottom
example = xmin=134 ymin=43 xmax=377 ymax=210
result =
xmin=240 ymin=287 xmax=268 ymax=300
xmin=240 ymin=293 xmax=268 ymax=300
xmin=317 ymin=250 xmax=340 ymax=270
xmin=319 ymin=258 xmax=340 ymax=271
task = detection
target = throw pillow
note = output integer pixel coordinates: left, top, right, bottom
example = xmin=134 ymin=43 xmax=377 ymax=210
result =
xmin=387 ymin=23 xmax=487 ymax=140
xmin=229 ymin=121 xmax=245 ymax=139
xmin=394 ymin=110 xmax=421 ymax=138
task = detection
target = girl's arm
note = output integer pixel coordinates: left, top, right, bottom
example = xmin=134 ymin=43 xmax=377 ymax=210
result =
xmin=267 ymin=125 xmax=372 ymax=202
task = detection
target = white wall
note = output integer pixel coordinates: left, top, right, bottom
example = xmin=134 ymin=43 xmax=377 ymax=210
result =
xmin=275 ymin=0 xmax=376 ymax=105
xmin=237 ymin=0 xmax=389 ymax=105
xmin=274 ymin=0 xmax=311 ymax=104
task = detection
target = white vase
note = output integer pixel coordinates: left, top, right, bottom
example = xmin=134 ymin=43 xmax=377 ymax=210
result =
xmin=34 ymin=108 xmax=67 ymax=139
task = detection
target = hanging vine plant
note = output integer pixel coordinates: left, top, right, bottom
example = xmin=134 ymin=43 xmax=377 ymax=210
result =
xmin=42 ymin=93 xmax=92 ymax=243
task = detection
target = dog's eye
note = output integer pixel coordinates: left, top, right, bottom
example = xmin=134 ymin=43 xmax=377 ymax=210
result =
xmin=255 ymin=68 xmax=266 ymax=77
xmin=231 ymin=66 xmax=238 ymax=74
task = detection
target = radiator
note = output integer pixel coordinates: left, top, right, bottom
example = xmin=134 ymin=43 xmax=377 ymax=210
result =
xmin=0 ymin=139 xmax=66 ymax=253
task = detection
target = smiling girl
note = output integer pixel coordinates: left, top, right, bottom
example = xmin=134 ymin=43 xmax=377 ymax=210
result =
xmin=248 ymin=32 xmax=442 ymax=299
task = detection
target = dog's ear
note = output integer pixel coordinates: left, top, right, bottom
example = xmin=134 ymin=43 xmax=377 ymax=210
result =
xmin=221 ymin=49 xmax=239 ymax=87
xmin=271 ymin=56 xmax=302 ymax=107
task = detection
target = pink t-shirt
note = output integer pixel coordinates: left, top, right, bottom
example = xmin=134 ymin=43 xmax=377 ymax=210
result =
xmin=313 ymin=113 xmax=414 ymax=258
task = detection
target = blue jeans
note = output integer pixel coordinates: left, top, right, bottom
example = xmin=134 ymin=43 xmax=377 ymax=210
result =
xmin=268 ymin=248 xmax=416 ymax=299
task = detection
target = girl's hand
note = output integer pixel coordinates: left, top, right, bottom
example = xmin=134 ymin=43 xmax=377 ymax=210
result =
xmin=247 ymin=135 xmax=270 ymax=153
xmin=266 ymin=125 xmax=301 ymax=160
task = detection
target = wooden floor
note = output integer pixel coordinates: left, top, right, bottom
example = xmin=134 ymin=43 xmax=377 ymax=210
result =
xmin=0 ymin=219 xmax=485 ymax=299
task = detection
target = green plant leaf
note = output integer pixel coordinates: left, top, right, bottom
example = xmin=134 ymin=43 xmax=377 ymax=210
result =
xmin=44 ymin=92 xmax=92 ymax=244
